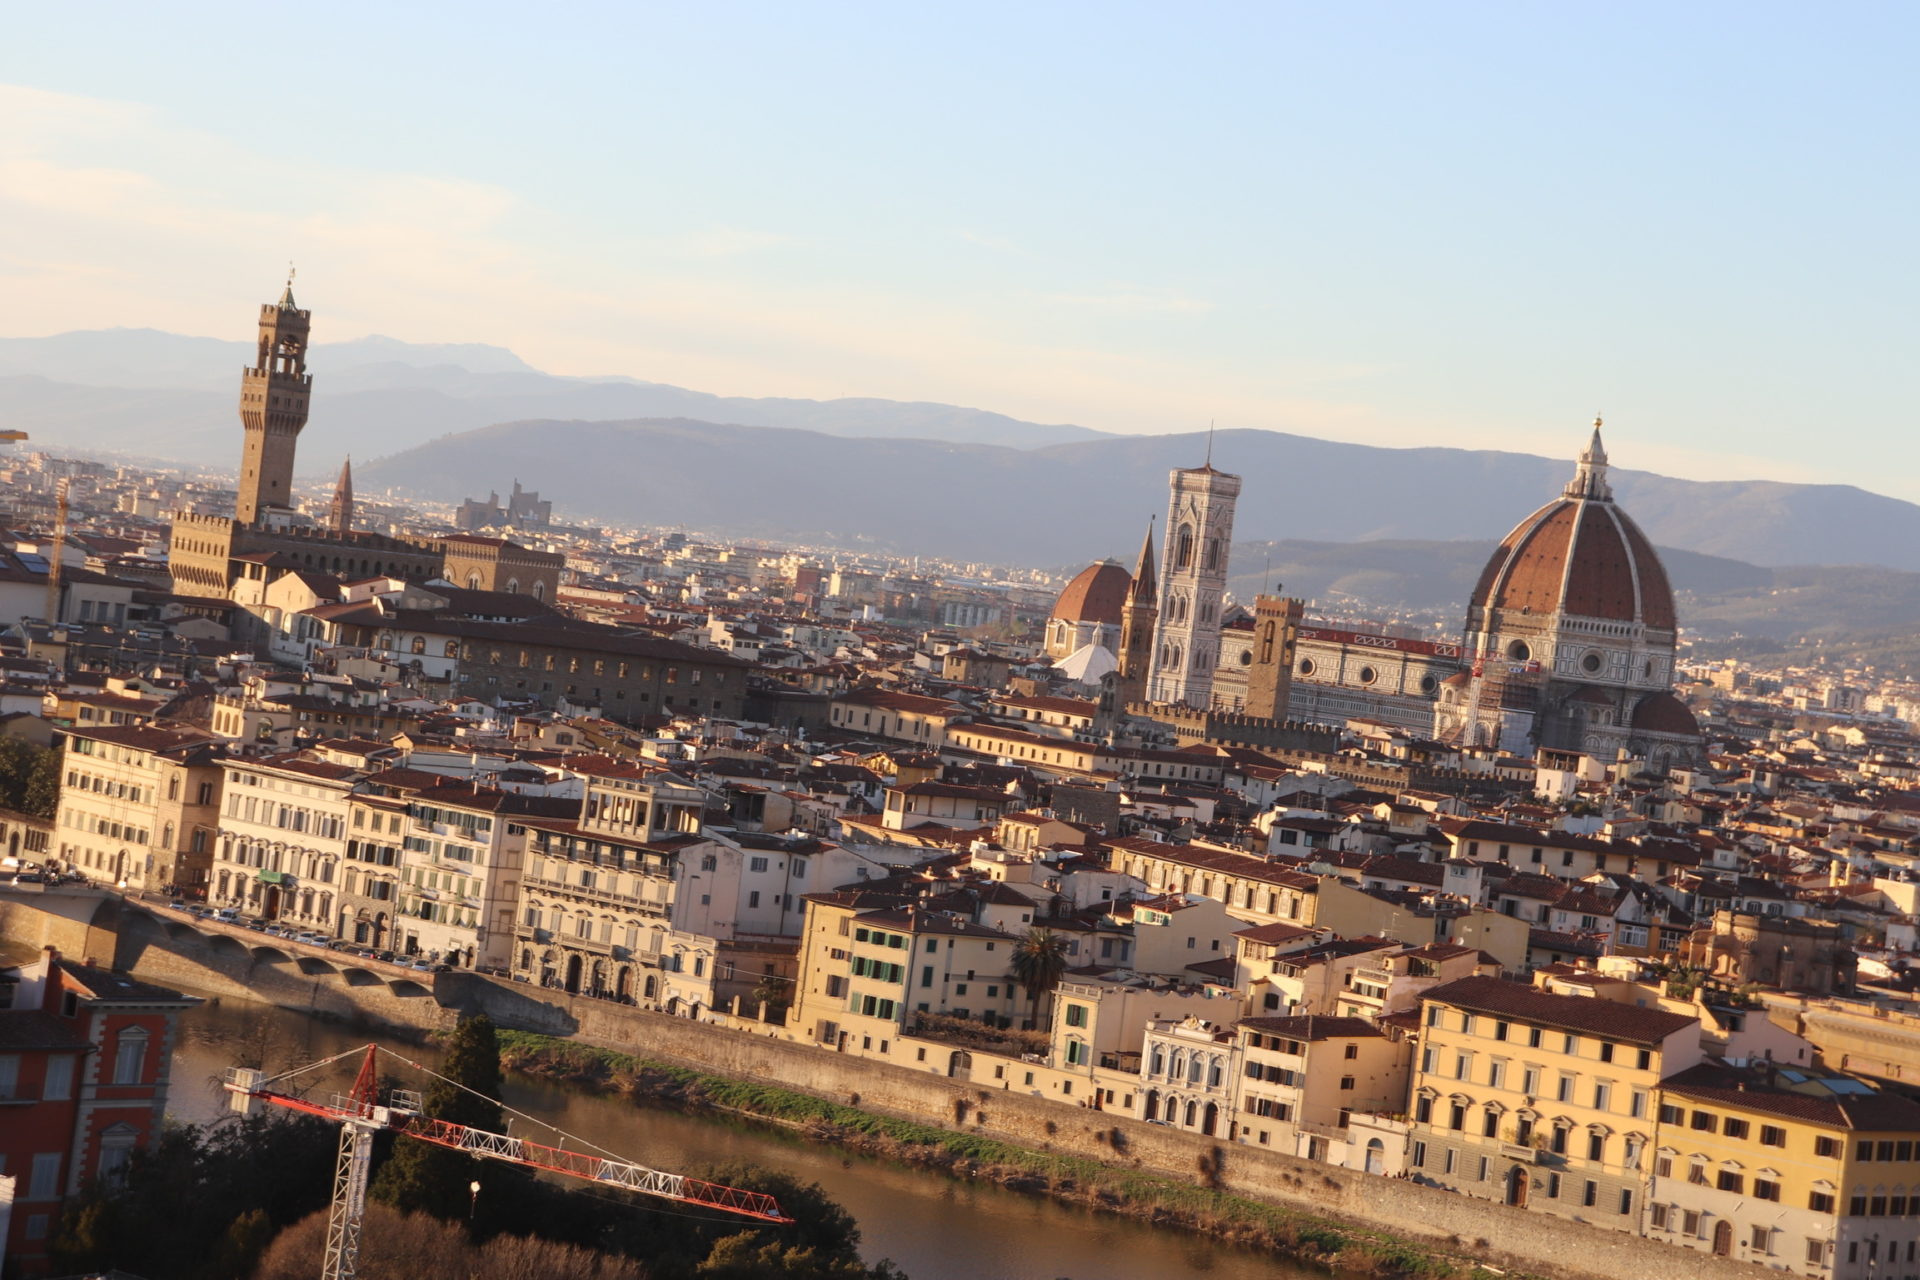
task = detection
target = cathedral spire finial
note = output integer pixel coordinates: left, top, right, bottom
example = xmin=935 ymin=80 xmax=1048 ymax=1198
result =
xmin=1204 ymin=419 xmax=1215 ymax=469
xmin=1566 ymin=416 xmax=1612 ymax=501
xmin=279 ymin=263 xmax=298 ymax=310
xmin=327 ymin=454 xmax=354 ymax=534
xmin=1129 ymin=514 xmax=1158 ymax=604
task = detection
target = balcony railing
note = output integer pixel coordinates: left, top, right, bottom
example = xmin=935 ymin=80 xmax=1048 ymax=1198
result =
xmin=521 ymin=872 xmax=667 ymax=917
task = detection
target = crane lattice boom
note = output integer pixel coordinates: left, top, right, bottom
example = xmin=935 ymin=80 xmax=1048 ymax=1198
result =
xmin=224 ymin=1044 xmax=792 ymax=1280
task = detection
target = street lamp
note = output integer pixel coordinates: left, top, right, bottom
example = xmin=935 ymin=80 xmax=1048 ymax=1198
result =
xmin=469 ymin=1179 xmax=481 ymax=1221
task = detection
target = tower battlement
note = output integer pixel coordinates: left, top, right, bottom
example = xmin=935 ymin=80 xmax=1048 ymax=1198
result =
xmin=236 ymin=288 xmax=312 ymax=525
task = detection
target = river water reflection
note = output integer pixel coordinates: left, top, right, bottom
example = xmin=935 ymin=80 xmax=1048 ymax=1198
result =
xmin=168 ymin=995 xmax=1325 ymax=1280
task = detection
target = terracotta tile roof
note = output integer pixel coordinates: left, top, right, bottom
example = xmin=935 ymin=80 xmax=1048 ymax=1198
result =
xmin=1420 ymin=975 xmax=1696 ymax=1045
xmin=1238 ymin=1014 xmax=1383 ymax=1041
xmin=1662 ymin=1062 xmax=1920 ymax=1131
xmin=1104 ymin=835 xmax=1319 ymax=889
xmin=1050 ymin=561 xmax=1132 ymax=626
xmin=1470 ymin=493 xmax=1676 ymax=629
xmin=58 ymin=961 xmax=199 ymax=1006
xmin=0 ymin=1009 xmax=93 ymax=1051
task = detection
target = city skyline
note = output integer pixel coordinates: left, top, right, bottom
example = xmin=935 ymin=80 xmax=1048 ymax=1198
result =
xmin=5 ymin=3 xmax=1917 ymax=503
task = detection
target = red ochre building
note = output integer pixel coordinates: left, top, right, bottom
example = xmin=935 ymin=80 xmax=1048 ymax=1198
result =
xmin=0 ymin=948 xmax=198 ymax=1275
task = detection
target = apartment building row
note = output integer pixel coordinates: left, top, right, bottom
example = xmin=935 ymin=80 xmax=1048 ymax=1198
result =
xmin=777 ymin=844 xmax=1917 ymax=1280
xmin=43 ymin=723 xmax=909 ymax=1013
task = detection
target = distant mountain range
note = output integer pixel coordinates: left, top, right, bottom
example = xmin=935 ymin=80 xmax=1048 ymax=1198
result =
xmin=1222 ymin=539 xmax=1920 ymax=647
xmin=354 ymin=415 xmax=1920 ymax=574
xmin=8 ymin=327 xmax=1920 ymax=582
xmin=0 ymin=328 xmax=1103 ymax=463
xmin=1223 ymin=539 xmax=1773 ymax=616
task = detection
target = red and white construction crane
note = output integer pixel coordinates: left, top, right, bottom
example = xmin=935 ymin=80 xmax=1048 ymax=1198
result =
xmin=225 ymin=1044 xmax=792 ymax=1280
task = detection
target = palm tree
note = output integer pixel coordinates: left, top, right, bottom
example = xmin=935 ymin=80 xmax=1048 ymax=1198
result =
xmin=1011 ymin=928 xmax=1070 ymax=1030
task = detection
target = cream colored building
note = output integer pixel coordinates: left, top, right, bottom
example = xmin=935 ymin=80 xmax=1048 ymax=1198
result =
xmin=210 ymin=752 xmax=362 ymax=933
xmin=54 ymin=724 xmax=224 ymax=896
xmin=1408 ymin=975 xmax=1702 ymax=1232
xmin=1235 ymin=1013 xmax=1412 ymax=1162
xmin=1650 ymin=1061 xmax=1920 ymax=1278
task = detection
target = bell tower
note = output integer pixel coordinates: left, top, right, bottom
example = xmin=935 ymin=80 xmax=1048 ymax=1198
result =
xmin=1147 ymin=457 xmax=1241 ymax=708
xmin=236 ymin=274 xmax=312 ymax=525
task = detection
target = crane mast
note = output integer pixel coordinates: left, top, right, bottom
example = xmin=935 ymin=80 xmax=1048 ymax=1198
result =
xmin=226 ymin=1044 xmax=792 ymax=1280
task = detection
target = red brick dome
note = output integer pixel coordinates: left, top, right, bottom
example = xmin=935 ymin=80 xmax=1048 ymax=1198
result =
xmin=1630 ymin=691 xmax=1699 ymax=737
xmin=1051 ymin=561 xmax=1132 ymax=626
xmin=1470 ymin=431 xmax=1676 ymax=631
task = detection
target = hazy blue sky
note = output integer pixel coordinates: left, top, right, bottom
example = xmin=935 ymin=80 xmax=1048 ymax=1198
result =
xmin=4 ymin=3 xmax=1916 ymax=495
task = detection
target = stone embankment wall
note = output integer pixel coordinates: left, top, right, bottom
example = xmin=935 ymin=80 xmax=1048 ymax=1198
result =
xmin=0 ymin=894 xmax=1770 ymax=1280
xmin=1 ymin=891 xmax=456 ymax=1036
xmin=439 ymin=976 xmax=1774 ymax=1280
xmin=0 ymin=886 xmax=123 ymax=962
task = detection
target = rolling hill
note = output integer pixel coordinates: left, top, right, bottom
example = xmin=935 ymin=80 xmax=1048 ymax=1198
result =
xmin=355 ymin=416 xmax=1920 ymax=572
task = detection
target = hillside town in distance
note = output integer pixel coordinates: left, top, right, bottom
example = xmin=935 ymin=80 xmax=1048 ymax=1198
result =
xmin=10 ymin=284 xmax=1920 ymax=1280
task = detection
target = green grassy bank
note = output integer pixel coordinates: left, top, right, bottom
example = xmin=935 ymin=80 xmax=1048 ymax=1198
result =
xmin=493 ymin=1030 xmax=1524 ymax=1280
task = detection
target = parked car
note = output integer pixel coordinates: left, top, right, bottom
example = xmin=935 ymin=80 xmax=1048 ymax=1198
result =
xmin=213 ymin=908 xmax=242 ymax=924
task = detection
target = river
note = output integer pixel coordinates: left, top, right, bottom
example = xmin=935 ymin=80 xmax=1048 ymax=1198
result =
xmin=167 ymin=994 xmax=1325 ymax=1280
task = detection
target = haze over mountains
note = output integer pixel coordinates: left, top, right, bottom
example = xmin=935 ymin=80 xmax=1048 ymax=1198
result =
xmin=355 ymin=415 xmax=1920 ymax=573
xmin=0 ymin=328 xmax=1103 ymax=462
xmin=8 ymin=328 xmax=1920 ymax=598
xmin=1221 ymin=539 xmax=1920 ymax=648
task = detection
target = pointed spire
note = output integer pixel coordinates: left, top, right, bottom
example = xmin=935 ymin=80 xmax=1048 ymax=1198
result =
xmin=327 ymin=455 xmax=355 ymax=533
xmin=279 ymin=263 xmax=298 ymax=311
xmin=1565 ymin=415 xmax=1612 ymax=501
xmin=1128 ymin=515 xmax=1158 ymax=604
xmin=1204 ymin=419 xmax=1216 ymax=470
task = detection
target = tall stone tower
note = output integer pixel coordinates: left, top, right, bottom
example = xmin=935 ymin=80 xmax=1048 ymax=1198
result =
xmin=1113 ymin=518 xmax=1158 ymax=711
xmin=1243 ymin=592 xmax=1304 ymax=721
xmin=326 ymin=456 xmax=354 ymax=534
xmin=236 ymin=277 xmax=312 ymax=525
xmin=1147 ymin=460 xmax=1241 ymax=707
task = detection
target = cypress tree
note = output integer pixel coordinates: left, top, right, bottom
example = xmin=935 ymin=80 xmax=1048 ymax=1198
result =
xmin=372 ymin=1014 xmax=507 ymax=1223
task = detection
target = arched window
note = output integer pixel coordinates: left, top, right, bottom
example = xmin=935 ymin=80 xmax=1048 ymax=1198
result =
xmin=505 ymin=578 xmax=520 ymax=595
xmin=468 ymin=573 xmax=482 ymax=590
xmin=411 ymin=635 xmax=426 ymax=654
xmin=445 ymin=640 xmax=459 ymax=658
xmin=532 ymin=580 xmax=546 ymax=601
xmin=1175 ymin=523 xmax=1194 ymax=569
xmin=97 ymin=1122 xmax=140 ymax=1187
